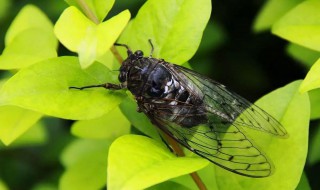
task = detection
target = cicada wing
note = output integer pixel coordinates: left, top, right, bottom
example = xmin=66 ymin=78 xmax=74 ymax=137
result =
xmin=141 ymin=63 xmax=289 ymax=177
xmin=167 ymin=64 xmax=288 ymax=138
xmin=149 ymin=111 xmax=273 ymax=178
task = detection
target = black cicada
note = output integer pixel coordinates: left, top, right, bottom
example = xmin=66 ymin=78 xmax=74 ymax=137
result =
xmin=71 ymin=40 xmax=288 ymax=178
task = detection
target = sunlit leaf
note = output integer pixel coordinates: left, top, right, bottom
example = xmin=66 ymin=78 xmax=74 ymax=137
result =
xmin=272 ymin=0 xmax=320 ymax=51
xmin=0 ymin=105 xmax=42 ymax=145
xmin=65 ymin=0 xmax=115 ymax=22
xmin=0 ymin=56 xmax=125 ymax=120
xmin=0 ymin=29 xmax=57 ymax=69
xmin=5 ymin=4 xmax=55 ymax=45
xmin=54 ymin=6 xmax=130 ymax=68
xmin=71 ymin=107 xmax=130 ymax=139
xmin=107 ymin=135 xmax=209 ymax=190
xmin=119 ymin=0 xmax=211 ymax=65
xmin=253 ymin=0 xmax=303 ymax=32
xmin=0 ymin=5 xmax=57 ymax=69
xmin=96 ymin=50 xmax=119 ymax=70
xmin=10 ymin=121 xmax=47 ymax=147
xmin=300 ymin=58 xmax=320 ymax=93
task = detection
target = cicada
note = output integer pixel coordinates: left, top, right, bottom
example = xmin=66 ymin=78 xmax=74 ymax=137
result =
xmin=71 ymin=40 xmax=288 ymax=178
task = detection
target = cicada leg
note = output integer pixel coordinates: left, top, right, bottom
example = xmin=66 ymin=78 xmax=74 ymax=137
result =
xmin=69 ymin=83 xmax=124 ymax=90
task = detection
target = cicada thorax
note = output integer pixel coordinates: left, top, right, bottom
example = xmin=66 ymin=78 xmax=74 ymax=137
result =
xmin=123 ymin=57 xmax=208 ymax=128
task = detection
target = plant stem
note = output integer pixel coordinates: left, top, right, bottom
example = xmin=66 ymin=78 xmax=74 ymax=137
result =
xmin=111 ymin=46 xmax=124 ymax=64
xmin=75 ymin=0 xmax=99 ymax=24
xmin=163 ymin=133 xmax=207 ymax=190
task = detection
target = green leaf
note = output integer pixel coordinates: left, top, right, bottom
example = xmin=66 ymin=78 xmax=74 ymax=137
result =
xmin=146 ymin=181 xmax=191 ymax=190
xmin=54 ymin=6 xmax=130 ymax=68
xmin=296 ymin=172 xmax=311 ymax=190
xmin=0 ymin=28 xmax=57 ymax=69
xmin=300 ymin=58 xmax=320 ymax=93
xmin=171 ymin=164 xmax=219 ymax=190
xmin=32 ymin=183 xmax=57 ymax=190
xmin=308 ymin=124 xmax=320 ymax=165
xmin=119 ymin=0 xmax=211 ymax=64
xmin=0 ymin=5 xmax=57 ymax=69
xmin=65 ymin=0 xmax=115 ymax=22
xmin=60 ymin=139 xmax=112 ymax=190
xmin=54 ymin=6 xmax=94 ymax=52
xmin=309 ymin=89 xmax=320 ymax=120
xmin=119 ymin=97 xmax=161 ymax=141
xmin=169 ymin=172 xmax=198 ymax=190
xmin=196 ymin=22 xmax=226 ymax=54
xmin=0 ymin=56 xmax=125 ymax=120
xmin=5 ymin=4 xmax=55 ymax=45
xmin=0 ymin=105 xmax=42 ymax=145
xmin=71 ymin=106 xmax=130 ymax=139
xmin=0 ymin=179 xmax=8 ymax=190
xmin=198 ymin=164 xmax=218 ymax=189
xmin=253 ymin=0 xmax=303 ymax=32
xmin=10 ymin=121 xmax=47 ymax=147
xmin=107 ymin=135 xmax=209 ymax=190
xmin=0 ymin=0 xmax=10 ymax=20
xmin=286 ymin=43 xmax=320 ymax=68
xmin=209 ymin=81 xmax=309 ymax=189
xmin=0 ymin=79 xmax=43 ymax=145
xmin=272 ymin=0 xmax=320 ymax=51
xmin=96 ymin=50 xmax=119 ymax=70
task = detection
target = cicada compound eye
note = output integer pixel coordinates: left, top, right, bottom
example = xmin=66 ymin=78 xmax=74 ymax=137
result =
xmin=134 ymin=50 xmax=144 ymax=59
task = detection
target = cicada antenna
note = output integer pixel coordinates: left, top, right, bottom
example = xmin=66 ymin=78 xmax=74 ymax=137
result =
xmin=114 ymin=42 xmax=133 ymax=56
xmin=148 ymin=39 xmax=154 ymax=57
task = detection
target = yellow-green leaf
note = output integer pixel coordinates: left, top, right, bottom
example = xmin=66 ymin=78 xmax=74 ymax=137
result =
xmin=54 ymin=6 xmax=130 ymax=68
xmin=300 ymin=58 xmax=320 ymax=93
xmin=253 ymin=0 xmax=303 ymax=32
xmin=0 ymin=5 xmax=57 ymax=69
xmin=272 ymin=0 xmax=320 ymax=51
xmin=5 ymin=4 xmax=55 ymax=45
xmin=0 ymin=105 xmax=42 ymax=145
xmin=0 ymin=57 xmax=125 ymax=120
xmin=71 ymin=107 xmax=130 ymax=139
xmin=107 ymin=135 xmax=209 ymax=190
xmin=65 ymin=0 xmax=115 ymax=22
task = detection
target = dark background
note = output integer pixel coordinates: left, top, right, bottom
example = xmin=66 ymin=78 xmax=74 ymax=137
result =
xmin=0 ymin=0 xmax=316 ymax=189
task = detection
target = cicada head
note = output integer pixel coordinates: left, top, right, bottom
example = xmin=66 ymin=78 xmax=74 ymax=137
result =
xmin=118 ymin=47 xmax=145 ymax=84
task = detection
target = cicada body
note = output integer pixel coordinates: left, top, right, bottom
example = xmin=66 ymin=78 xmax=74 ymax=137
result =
xmin=71 ymin=41 xmax=288 ymax=178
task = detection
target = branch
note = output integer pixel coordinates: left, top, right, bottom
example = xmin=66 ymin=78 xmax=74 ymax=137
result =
xmin=162 ymin=133 xmax=207 ymax=190
xmin=111 ymin=46 xmax=124 ymax=64
xmin=75 ymin=0 xmax=99 ymax=24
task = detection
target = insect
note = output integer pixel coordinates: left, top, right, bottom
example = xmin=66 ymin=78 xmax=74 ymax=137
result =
xmin=70 ymin=40 xmax=288 ymax=178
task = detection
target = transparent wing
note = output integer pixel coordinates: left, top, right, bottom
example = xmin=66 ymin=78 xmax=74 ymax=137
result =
xmin=141 ymin=97 xmax=273 ymax=177
xmin=141 ymin=63 xmax=288 ymax=177
xmin=168 ymin=64 xmax=288 ymax=137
